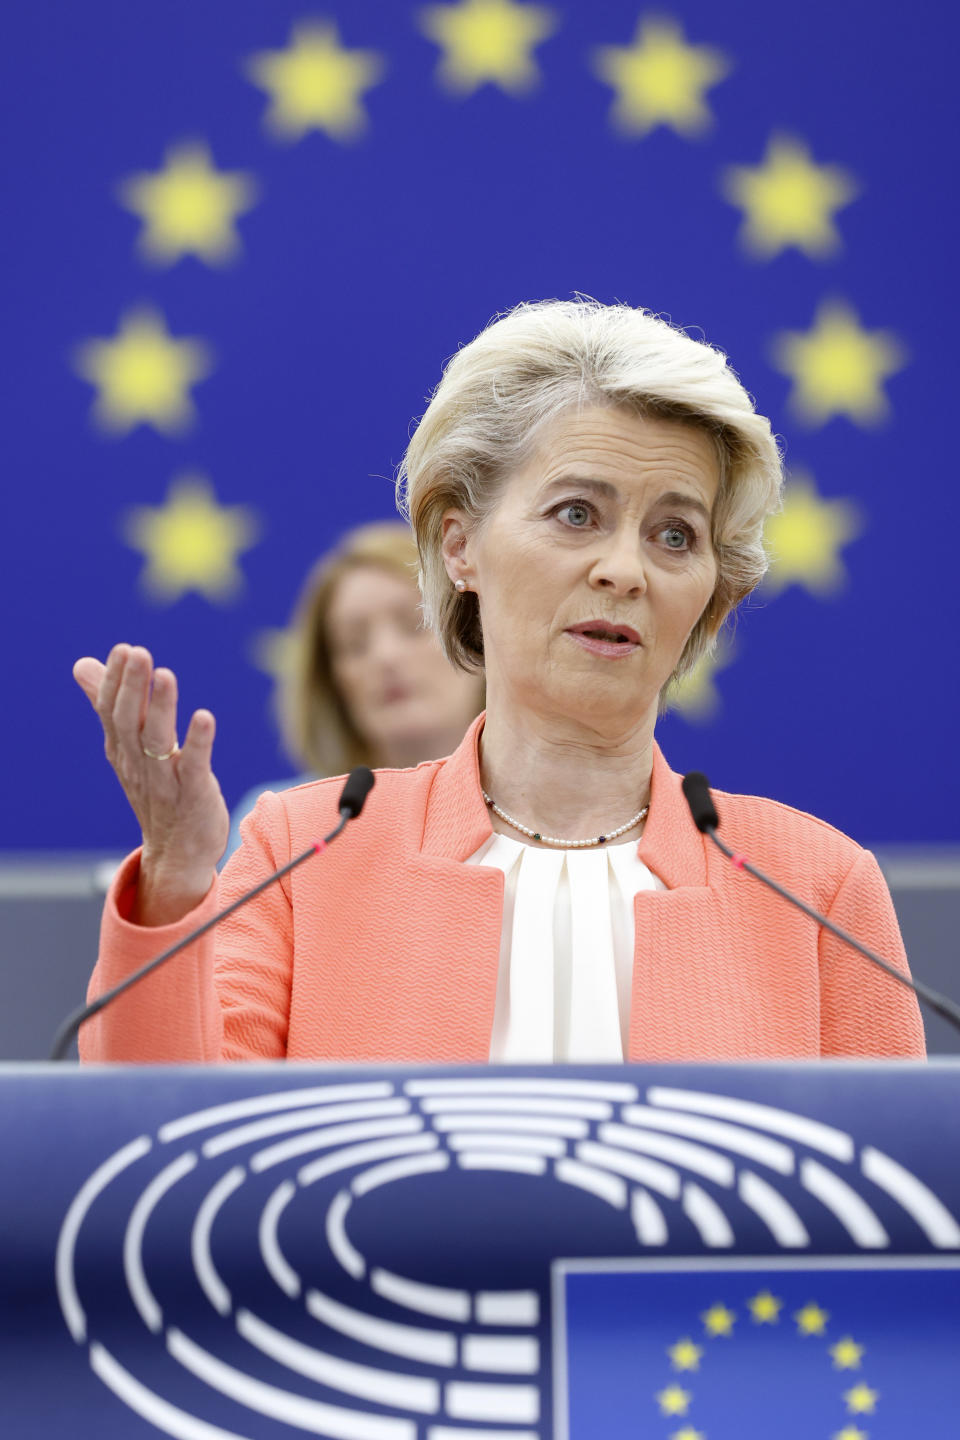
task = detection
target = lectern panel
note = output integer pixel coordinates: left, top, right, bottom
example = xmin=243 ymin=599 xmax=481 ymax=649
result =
xmin=2 ymin=1062 xmax=958 ymax=1438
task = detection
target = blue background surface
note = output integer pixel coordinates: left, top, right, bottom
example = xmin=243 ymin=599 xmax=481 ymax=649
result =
xmin=2 ymin=0 xmax=957 ymax=848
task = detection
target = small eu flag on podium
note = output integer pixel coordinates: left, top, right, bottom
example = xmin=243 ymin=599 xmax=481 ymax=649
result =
xmin=557 ymin=1259 xmax=960 ymax=1438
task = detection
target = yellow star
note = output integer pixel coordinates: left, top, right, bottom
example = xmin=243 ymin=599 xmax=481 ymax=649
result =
xmin=419 ymin=0 xmax=557 ymax=95
xmin=772 ymin=299 xmax=906 ymax=427
xmin=667 ymin=1337 xmax=703 ymax=1372
xmin=844 ymin=1382 xmax=879 ymax=1415
xmin=246 ymin=20 xmax=385 ymax=141
xmin=73 ymin=307 xmax=213 ymax=436
xmin=655 ymin=1385 xmax=692 ymax=1417
xmin=593 ymin=16 xmax=730 ymax=137
xmin=670 ymin=1430 xmax=705 ymax=1440
xmin=794 ymin=1301 xmax=830 ymax=1336
xmin=250 ymin=625 xmax=297 ymax=683
xmin=747 ymin=1290 xmax=783 ymax=1324
xmin=763 ymin=471 xmax=862 ymax=597
xmin=117 ymin=141 xmax=259 ymax=266
xmin=666 ymin=642 xmax=733 ymax=721
xmin=833 ymin=1428 xmax=868 ymax=1440
xmin=701 ymin=1303 xmax=736 ymax=1337
xmin=722 ymin=134 xmax=858 ymax=259
xmin=122 ymin=473 xmax=260 ymax=604
xmin=829 ymin=1336 xmax=866 ymax=1370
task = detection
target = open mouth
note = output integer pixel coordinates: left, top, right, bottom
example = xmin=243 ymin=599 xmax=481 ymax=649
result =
xmin=581 ymin=628 xmax=633 ymax=644
xmin=566 ymin=622 xmax=642 ymax=657
xmin=568 ymin=621 xmax=641 ymax=645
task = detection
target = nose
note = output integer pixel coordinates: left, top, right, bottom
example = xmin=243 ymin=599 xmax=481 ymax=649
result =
xmin=367 ymin=618 xmax=415 ymax=671
xmin=589 ymin=528 xmax=647 ymax=597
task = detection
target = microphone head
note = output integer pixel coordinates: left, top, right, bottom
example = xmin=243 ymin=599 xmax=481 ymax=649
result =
xmin=338 ymin=767 xmax=375 ymax=819
xmin=681 ymin=771 xmax=719 ymax=833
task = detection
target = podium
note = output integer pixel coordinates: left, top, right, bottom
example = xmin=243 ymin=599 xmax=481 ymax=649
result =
xmin=3 ymin=1061 xmax=959 ymax=1438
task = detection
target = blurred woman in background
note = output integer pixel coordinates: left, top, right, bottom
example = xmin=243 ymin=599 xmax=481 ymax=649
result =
xmin=225 ymin=520 xmax=483 ymax=858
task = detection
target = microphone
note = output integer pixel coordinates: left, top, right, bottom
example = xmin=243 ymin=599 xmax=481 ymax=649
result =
xmin=337 ymin=765 xmax=375 ymax=818
xmin=49 ymin=767 xmax=375 ymax=1061
xmin=681 ymin=772 xmax=718 ymax=834
xmin=681 ymin=771 xmax=960 ymax=1036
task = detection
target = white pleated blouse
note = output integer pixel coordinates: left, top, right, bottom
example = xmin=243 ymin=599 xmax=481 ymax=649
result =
xmin=465 ymin=833 xmax=666 ymax=1062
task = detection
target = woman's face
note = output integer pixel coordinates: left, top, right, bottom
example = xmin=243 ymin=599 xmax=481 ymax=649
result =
xmin=446 ymin=407 xmax=720 ymax=734
xmin=326 ymin=563 xmax=478 ymax=760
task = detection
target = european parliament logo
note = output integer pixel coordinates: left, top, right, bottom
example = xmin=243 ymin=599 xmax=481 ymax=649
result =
xmin=556 ymin=1257 xmax=960 ymax=1438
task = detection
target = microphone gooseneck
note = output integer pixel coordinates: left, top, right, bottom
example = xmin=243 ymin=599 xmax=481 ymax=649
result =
xmin=681 ymin=772 xmax=960 ymax=1036
xmin=49 ymin=767 xmax=376 ymax=1061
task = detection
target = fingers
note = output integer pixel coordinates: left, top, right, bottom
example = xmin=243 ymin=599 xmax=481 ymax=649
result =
xmin=77 ymin=645 xmax=133 ymax=765
xmin=78 ymin=645 xmax=225 ymax=875
xmin=81 ymin=645 xmax=176 ymax=768
xmin=95 ymin=645 xmax=135 ymax=761
xmin=81 ymin=644 xmax=210 ymax=778
xmin=179 ymin=709 xmax=216 ymax=778
xmin=113 ymin=645 xmax=154 ymax=740
xmin=73 ymin=657 xmax=106 ymax=706
xmin=140 ymin=667 xmax=179 ymax=759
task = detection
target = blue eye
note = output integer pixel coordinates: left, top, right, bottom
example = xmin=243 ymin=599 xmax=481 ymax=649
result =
xmin=661 ymin=523 xmax=692 ymax=550
xmin=556 ymin=501 xmax=593 ymax=527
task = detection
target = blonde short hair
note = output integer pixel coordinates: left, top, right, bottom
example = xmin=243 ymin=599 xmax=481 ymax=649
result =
xmin=398 ymin=298 xmax=783 ymax=684
xmin=279 ymin=521 xmax=420 ymax=776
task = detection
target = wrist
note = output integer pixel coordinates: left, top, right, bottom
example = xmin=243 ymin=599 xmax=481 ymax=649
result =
xmin=136 ymin=850 xmax=216 ymax=926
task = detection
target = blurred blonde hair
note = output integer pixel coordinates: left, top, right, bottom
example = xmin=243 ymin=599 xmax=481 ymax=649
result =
xmin=398 ymin=298 xmax=783 ymax=687
xmin=279 ymin=521 xmax=420 ymax=776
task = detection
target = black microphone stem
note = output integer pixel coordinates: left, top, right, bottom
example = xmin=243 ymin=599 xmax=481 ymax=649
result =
xmin=49 ymin=811 xmax=351 ymax=1062
xmin=703 ymin=824 xmax=960 ymax=1035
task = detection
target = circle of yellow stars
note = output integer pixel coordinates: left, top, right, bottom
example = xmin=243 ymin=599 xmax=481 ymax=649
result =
xmin=652 ymin=1290 xmax=881 ymax=1436
xmin=69 ymin=0 xmax=906 ymax=643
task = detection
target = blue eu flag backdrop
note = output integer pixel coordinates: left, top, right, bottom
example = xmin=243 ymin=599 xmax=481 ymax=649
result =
xmin=560 ymin=1260 xmax=960 ymax=1437
xmin=1 ymin=1 xmax=957 ymax=848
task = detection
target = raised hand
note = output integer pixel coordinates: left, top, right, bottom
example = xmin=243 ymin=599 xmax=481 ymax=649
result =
xmin=73 ymin=644 xmax=229 ymax=925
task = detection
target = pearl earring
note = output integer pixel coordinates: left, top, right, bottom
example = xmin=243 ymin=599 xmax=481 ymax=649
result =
xmin=454 ymin=579 xmax=468 ymax=593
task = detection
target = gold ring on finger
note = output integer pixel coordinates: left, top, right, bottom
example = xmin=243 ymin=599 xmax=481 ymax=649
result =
xmin=141 ymin=741 xmax=180 ymax=761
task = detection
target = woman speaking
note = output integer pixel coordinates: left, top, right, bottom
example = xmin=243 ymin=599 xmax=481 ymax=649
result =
xmin=74 ymin=299 xmax=924 ymax=1063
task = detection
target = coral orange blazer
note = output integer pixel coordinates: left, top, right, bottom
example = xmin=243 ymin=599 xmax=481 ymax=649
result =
xmin=81 ymin=716 xmax=925 ymax=1064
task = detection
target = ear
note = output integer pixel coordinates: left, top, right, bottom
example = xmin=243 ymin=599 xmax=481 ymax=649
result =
xmin=440 ymin=509 xmax=476 ymax=589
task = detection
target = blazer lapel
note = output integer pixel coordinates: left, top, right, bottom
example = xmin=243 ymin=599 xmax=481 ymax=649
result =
xmin=629 ymin=745 xmax=735 ymax=1059
xmin=396 ymin=715 xmax=504 ymax=1060
xmin=637 ymin=742 xmax=709 ymax=890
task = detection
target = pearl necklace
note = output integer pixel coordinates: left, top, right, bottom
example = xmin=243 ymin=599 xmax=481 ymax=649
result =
xmin=481 ymin=790 xmax=649 ymax=849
